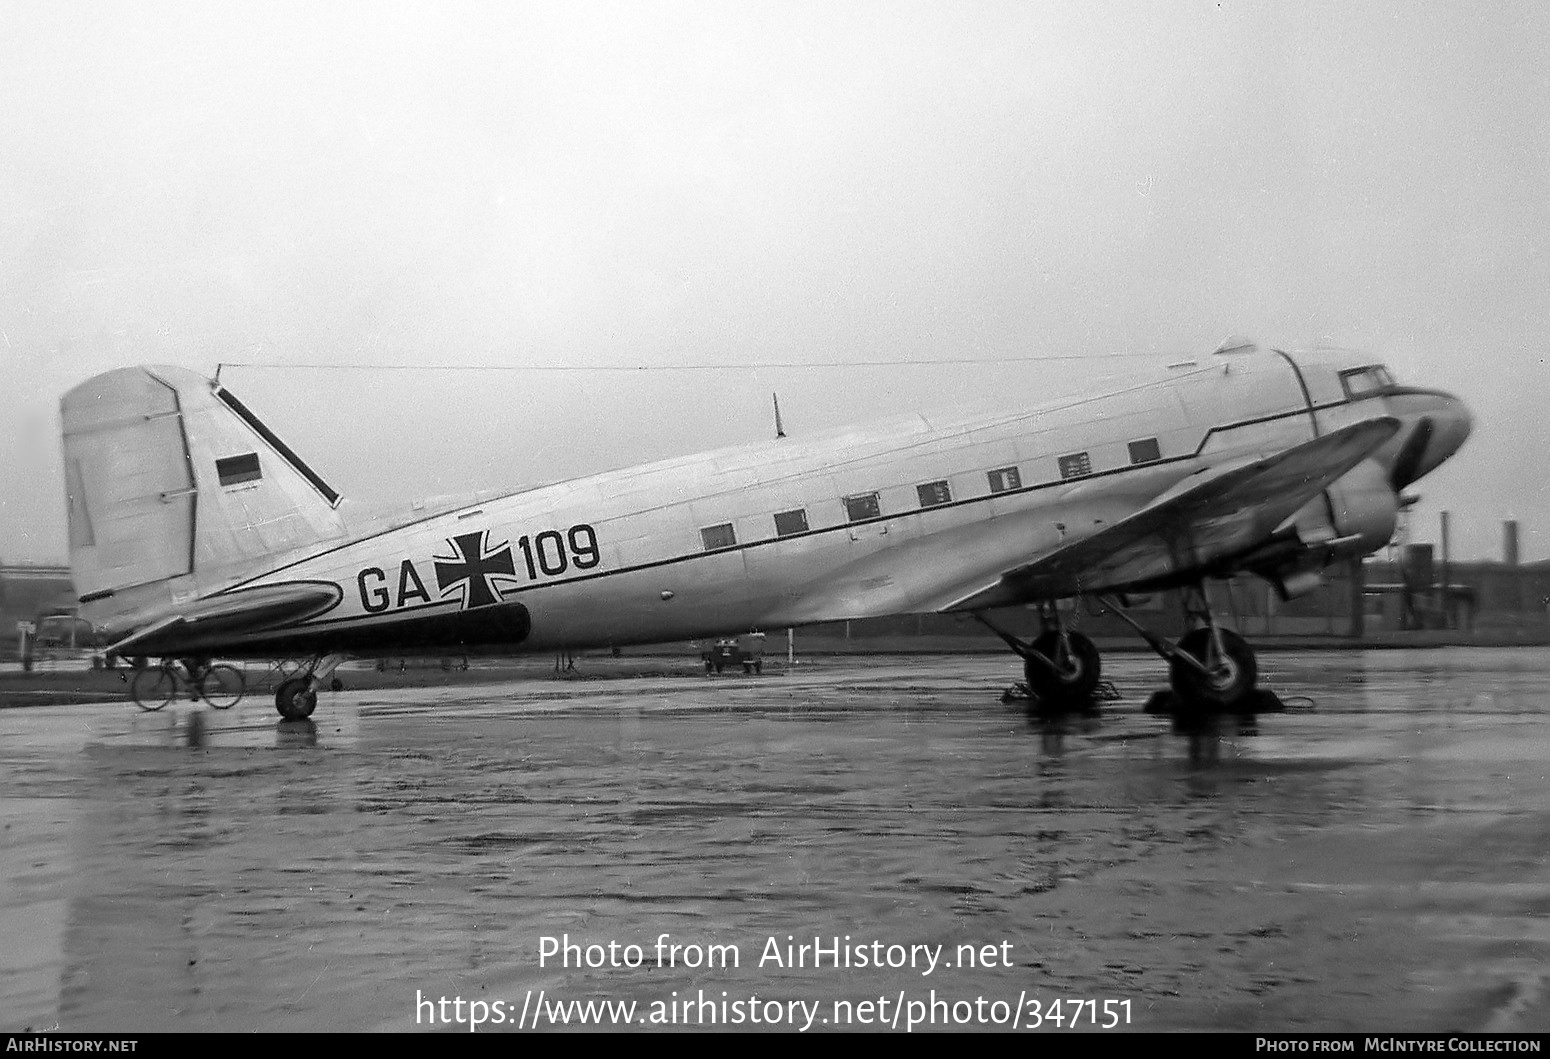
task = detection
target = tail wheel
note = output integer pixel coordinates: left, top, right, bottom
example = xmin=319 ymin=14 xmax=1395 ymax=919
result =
xmin=1024 ymin=631 xmax=1101 ymax=704
xmin=200 ymin=664 xmax=245 ymax=710
xmin=130 ymin=666 xmax=176 ymax=711
xmin=275 ymin=676 xmax=317 ymax=720
xmin=1169 ymin=628 xmax=1258 ymax=710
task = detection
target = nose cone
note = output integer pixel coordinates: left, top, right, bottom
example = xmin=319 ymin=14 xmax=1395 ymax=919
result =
xmin=1430 ymin=391 xmax=1473 ymax=469
xmin=1388 ymin=390 xmax=1472 ymax=490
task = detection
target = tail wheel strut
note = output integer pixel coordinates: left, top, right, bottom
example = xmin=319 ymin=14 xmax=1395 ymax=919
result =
xmin=275 ymin=677 xmax=317 ymax=720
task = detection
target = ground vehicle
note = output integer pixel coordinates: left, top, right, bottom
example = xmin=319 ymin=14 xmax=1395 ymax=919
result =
xmin=128 ymin=660 xmax=246 ymax=712
xmin=702 ymin=633 xmax=766 ymax=674
xmin=34 ymin=612 xmax=104 ymax=650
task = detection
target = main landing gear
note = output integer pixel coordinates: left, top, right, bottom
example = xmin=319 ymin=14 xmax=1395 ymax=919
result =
xmin=975 ymin=605 xmax=1102 ymax=711
xmin=1097 ymin=584 xmax=1261 ymax=716
xmin=274 ymin=653 xmax=347 ymax=721
xmin=979 ymin=583 xmax=1268 ymax=717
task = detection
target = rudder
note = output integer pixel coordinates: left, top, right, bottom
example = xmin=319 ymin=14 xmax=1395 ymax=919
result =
xmin=62 ymin=365 xmax=347 ymax=603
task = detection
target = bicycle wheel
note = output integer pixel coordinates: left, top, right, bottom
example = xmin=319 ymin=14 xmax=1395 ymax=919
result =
xmin=130 ymin=666 xmax=177 ymax=711
xmin=200 ymin=663 xmax=245 ymax=710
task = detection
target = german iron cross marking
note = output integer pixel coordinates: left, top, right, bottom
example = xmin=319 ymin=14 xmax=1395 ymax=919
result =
xmin=434 ymin=531 xmax=516 ymax=609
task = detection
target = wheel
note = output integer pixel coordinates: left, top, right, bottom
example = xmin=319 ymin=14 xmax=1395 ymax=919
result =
xmin=200 ymin=664 xmax=245 ymax=710
xmin=274 ymin=676 xmax=317 ymax=720
xmin=130 ymin=666 xmax=177 ymax=711
xmin=1169 ymin=628 xmax=1258 ymax=711
xmin=1023 ymin=631 xmax=1101 ymax=705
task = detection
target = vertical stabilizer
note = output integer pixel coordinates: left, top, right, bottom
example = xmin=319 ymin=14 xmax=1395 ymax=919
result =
xmin=62 ymin=366 xmax=347 ymax=602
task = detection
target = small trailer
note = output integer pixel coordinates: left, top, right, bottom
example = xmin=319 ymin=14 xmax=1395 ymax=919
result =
xmin=701 ymin=632 xmax=766 ymax=674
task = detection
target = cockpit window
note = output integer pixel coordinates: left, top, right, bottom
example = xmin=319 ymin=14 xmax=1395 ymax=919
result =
xmin=1339 ymin=365 xmax=1395 ymax=398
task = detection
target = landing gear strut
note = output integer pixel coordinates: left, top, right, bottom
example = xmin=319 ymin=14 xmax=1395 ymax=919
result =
xmin=274 ymin=653 xmax=347 ymax=721
xmin=1099 ymin=583 xmax=1262 ymax=714
xmin=975 ymin=606 xmax=1101 ymax=709
xmin=1169 ymin=627 xmax=1257 ymax=710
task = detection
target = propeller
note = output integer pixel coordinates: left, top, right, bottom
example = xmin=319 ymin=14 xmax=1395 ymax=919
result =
xmin=1388 ymin=416 xmax=1434 ymax=492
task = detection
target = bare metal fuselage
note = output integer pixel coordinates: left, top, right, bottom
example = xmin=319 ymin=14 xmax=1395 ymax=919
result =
xmin=74 ymin=347 xmax=1469 ymax=660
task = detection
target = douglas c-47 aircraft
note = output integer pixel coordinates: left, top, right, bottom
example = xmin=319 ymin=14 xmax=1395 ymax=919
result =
xmin=61 ymin=340 xmax=1470 ymax=720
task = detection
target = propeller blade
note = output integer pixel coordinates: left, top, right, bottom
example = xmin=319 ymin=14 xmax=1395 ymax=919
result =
xmin=1389 ymin=416 xmax=1434 ymax=491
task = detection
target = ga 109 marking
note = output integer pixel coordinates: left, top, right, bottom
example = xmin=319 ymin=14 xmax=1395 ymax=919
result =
xmin=355 ymin=525 xmax=600 ymax=613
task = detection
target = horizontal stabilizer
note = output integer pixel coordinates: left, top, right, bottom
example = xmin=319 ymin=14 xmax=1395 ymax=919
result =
xmin=108 ymin=581 xmax=342 ymax=657
xmin=107 ymin=615 xmax=187 ymax=659
xmin=944 ymin=416 xmax=1400 ymax=610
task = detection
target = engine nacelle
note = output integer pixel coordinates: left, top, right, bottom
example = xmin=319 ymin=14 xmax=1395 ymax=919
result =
xmin=1323 ymin=458 xmax=1401 ymax=554
xmin=1250 ymin=459 xmax=1400 ymax=599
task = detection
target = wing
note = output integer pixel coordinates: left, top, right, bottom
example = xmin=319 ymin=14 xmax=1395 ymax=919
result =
xmin=942 ymin=416 xmax=1401 ymax=611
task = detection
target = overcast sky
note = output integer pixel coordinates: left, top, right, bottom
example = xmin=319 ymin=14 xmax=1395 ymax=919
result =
xmin=2 ymin=0 xmax=1546 ymax=566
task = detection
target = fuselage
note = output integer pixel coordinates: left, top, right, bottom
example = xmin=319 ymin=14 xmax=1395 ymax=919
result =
xmin=83 ymin=346 xmax=1470 ymax=658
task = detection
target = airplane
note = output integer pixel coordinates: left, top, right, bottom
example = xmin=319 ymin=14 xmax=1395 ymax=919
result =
xmin=60 ymin=339 xmax=1471 ymax=721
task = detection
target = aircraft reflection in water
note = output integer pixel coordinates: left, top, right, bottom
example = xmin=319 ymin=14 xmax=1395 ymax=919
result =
xmin=62 ymin=339 xmax=1469 ymax=720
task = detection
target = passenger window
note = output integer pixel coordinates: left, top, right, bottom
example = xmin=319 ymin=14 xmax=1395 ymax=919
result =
xmin=1058 ymin=452 xmax=1092 ymax=479
xmin=773 ymin=509 xmax=808 ymax=537
xmin=1128 ymin=438 xmax=1161 ymax=464
xmin=916 ymin=480 xmax=952 ymax=507
xmin=844 ymin=493 xmax=881 ymax=522
xmin=700 ymin=523 xmax=736 ymax=550
xmin=987 ymin=467 xmax=1021 ymax=493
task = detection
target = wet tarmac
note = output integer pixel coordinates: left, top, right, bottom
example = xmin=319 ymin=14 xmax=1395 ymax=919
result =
xmin=3 ymin=648 xmax=1550 ymax=1033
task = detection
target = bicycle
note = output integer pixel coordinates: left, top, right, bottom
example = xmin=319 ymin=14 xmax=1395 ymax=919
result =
xmin=127 ymin=660 xmax=247 ymax=712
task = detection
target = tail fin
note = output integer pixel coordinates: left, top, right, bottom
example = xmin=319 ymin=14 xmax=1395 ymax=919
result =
xmin=61 ymin=365 xmax=347 ymax=602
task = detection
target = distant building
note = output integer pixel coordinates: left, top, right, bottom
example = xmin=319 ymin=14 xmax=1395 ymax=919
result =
xmin=0 ymin=562 xmax=74 ymax=623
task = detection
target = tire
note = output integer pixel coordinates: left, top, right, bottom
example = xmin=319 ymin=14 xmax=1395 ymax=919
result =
xmin=1169 ymin=628 xmax=1258 ymax=711
xmin=200 ymin=664 xmax=245 ymax=710
xmin=131 ymin=666 xmax=177 ymax=712
xmin=274 ymin=676 xmax=317 ymax=720
xmin=1023 ymin=631 xmax=1101 ymax=705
